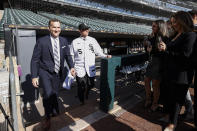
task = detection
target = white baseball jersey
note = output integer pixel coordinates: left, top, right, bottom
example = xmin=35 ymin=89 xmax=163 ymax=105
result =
xmin=70 ymin=36 xmax=107 ymax=77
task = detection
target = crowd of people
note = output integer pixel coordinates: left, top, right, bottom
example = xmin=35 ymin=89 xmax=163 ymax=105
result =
xmin=30 ymin=9 xmax=197 ymax=131
xmin=144 ymin=10 xmax=197 ymax=131
xmin=31 ymin=19 xmax=111 ymax=130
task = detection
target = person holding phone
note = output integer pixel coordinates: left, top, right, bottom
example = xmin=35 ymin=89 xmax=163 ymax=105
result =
xmin=144 ymin=20 xmax=169 ymax=112
xmin=158 ymin=11 xmax=196 ymax=131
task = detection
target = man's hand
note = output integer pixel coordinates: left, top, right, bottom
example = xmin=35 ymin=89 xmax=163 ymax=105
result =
xmin=107 ymin=55 xmax=112 ymax=58
xmin=32 ymin=78 xmax=39 ymax=88
xmin=70 ymin=68 xmax=76 ymax=76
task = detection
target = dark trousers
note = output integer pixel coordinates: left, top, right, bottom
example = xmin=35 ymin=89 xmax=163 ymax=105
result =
xmin=40 ymin=71 xmax=60 ymax=118
xmin=43 ymin=94 xmax=59 ymax=118
xmin=159 ymin=80 xmax=170 ymax=113
xmin=167 ymin=83 xmax=189 ymax=125
xmin=194 ymin=71 xmax=197 ymax=127
xmin=76 ymin=74 xmax=95 ymax=103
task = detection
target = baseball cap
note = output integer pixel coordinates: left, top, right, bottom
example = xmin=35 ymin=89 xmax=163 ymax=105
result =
xmin=78 ymin=23 xmax=90 ymax=31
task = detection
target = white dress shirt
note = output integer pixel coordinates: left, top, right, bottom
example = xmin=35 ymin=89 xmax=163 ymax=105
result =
xmin=70 ymin=36 xmax=107 ymax=77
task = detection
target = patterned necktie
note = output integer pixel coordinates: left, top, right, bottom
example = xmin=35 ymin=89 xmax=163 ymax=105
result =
xmin=54 ymin=39 xmax=60 ymax=73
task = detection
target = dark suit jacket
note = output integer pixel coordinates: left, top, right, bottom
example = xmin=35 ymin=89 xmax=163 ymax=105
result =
xmin=164 ymin=32 xmax=196 ymax=85
xmin=31 ymin=35 xmax=74 ymax=83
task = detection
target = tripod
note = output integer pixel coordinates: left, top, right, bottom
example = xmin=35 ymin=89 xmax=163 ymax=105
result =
xmin=0 ymin=103 xmax=14 ymax=131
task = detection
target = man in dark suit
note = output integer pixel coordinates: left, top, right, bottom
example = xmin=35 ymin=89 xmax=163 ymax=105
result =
xmin=31 ymin=19 xmax=75 ymax=130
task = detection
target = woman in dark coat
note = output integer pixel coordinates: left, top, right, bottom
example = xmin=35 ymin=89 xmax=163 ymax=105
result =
xmin=159 ymin=11 xmax=196 ymax=131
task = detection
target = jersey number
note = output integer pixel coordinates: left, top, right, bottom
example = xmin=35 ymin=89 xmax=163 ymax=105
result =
xmin=78 ymin=49 xmax=82 ymax=54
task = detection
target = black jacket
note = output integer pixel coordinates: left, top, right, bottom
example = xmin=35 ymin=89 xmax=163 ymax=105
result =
xmin=191 ymin=26 xmax=197 ymax=69
xmin=164 ymin=32 xmax=196 ymax=85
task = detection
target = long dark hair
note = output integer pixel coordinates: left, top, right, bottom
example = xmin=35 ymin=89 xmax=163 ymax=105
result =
xmin=171 ymin=11 xmax=194 ymax=32
xmin=154 ymin=20 xmax=169 ymax=37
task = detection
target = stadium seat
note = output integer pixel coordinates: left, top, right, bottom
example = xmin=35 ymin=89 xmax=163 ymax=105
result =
xmin=0 ymin=8 xmax=152 ymax=39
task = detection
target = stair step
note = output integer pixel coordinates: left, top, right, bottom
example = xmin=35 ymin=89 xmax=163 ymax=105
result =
xmin=0 ymin=44 xmax=4 ymax=49
xmin=0 ymin=49 xmax=4 ymax=54
xmin=0 ymin=71 xmax=9 ymax=104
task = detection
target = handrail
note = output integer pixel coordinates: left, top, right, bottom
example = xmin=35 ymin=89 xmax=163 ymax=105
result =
xmin=5 ymin=27 xmax=25 ymax=131
xmin=4 ymin=1 xmax=25 ymax=130
xmin=9 ymin=51 xmax=18 ymax=131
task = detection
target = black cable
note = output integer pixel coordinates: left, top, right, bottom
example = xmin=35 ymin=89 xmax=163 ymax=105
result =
xmin=0 ymin=103 xmax=14 ymax=131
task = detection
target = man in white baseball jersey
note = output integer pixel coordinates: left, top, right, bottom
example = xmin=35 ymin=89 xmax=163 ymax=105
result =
xmin=71 ymin=23 xmax=111 ymax=105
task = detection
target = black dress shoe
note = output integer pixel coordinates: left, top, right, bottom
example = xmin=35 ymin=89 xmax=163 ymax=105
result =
xmin=51 ymin=109 xmax=60 ymax=117
xmin=51 ymin=112 xmax=59 ymax=117
xmin=42 ymin=117 xmax=51 ymax=131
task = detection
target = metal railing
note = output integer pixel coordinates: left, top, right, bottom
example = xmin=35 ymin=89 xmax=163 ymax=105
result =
xmin=9 ymin=50 xmax=18 ymax=131
xmin=0 ymin=48 xmax=17 ymax=131
xmin=1 ymin=1 xmax=25 ymax=129
xmin=0 ymin=27 xmax=25 ymax=131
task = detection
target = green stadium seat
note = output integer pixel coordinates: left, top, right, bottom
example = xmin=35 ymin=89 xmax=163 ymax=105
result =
xmin=0 ymin=8 xmax=152 ymax=40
